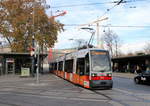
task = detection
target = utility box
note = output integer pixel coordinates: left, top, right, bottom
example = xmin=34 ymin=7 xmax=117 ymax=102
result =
xmin=21 ymin=67 xmax=30 ymax=77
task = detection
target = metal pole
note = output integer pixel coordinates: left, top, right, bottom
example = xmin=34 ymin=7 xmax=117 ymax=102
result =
xmin=97 ymin=23 xmax=104 ymax=49
xmin=41 ymin=45 xmax=43 ymax=74
xmin=6 ymin=61 xmax=8 ymax=75
xmin=31 ymin=1 xmax=35 ymax=77
xmin=31 ymin=36 xmax=35 ymax=77
xmin=36 ymin=44 xmax=40 ymax=84
xmin=97 ymin=23 xmax=100 ymax=48
xmin=88 ymin=32 xmax=95 ymax=47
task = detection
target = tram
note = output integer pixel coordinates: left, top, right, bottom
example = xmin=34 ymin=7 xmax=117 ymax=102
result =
xmin=49 ymin=48 xmax=113 ymax=89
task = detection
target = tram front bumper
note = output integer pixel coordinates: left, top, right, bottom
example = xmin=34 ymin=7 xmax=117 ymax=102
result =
xmin=90 ymin=80 xmax=113 ymax=88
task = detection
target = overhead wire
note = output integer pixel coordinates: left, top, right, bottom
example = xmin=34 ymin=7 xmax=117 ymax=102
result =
xmin=98 ymin=3 xmax=119 ymax=19
xmin=51 ymin=2 xmax=116 ymax=8
xmin=50 ymin=0 xmax=150 ymax=29
xmin=50 ymin=1 xmax=134 ymax=8
xmin=134 ymin=0 xmax=147 ymax=1
xmin=50 ymin=0 xmax=150 ymax=9
xmin=94 ymin=0 xmax=139 ymax=21
xmin=75 ymin=0 xmax=149 ymax=29
xmin=75 ymin=0 xmax=128 ymax=28
xmin=51 ymin=0 xmax=150 ymax=7
xmin=63 ymin=24 xmax=150 ymax=28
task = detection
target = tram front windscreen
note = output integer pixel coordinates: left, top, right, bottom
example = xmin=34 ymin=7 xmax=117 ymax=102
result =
xmin=91 ymin=50 xmax=111 ymax=72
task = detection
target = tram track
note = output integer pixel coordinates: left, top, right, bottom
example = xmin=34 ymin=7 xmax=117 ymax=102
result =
xmin=0 ymin=101 xmax=20 ymax=106
xmin=91 ymin=90 xmax=130 ymax=106
xmin=0 ymin=90 xmax=109 ymax=102
xmin=91 ymin=88 xmax=150 ymax=106
xmin=92 ymin=90 xmax=112 ymax=100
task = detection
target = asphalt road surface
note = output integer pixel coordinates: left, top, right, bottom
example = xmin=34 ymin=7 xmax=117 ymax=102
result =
xmin=0 ymin=74 xmax=150 ymax=106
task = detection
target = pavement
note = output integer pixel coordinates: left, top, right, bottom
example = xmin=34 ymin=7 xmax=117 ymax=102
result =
xmin=0 ymin=74 xmax=112 ymax=106
xmin=113 ymin=72 xmax=137 ymax=79
xmin=0 ymin=69 xmax=149 ymax=106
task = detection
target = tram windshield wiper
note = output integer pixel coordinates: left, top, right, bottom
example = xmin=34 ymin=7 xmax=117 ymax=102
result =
xmin=99 ymin=70 xmax=105 ymax=72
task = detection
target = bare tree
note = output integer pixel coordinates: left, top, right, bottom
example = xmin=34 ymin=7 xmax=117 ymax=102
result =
xmin=143 ymin=42 xmax=150 ymax=54
xmin=102 ymin=28 xmax=122 ymax=57
xmin=113 ymin=34 xmax=122 ymax=57
xmin=72 ymin=39 xmax=87 ymax=49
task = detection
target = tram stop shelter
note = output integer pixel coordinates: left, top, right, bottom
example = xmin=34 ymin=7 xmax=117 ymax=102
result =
xmin=112 ymin=54 xmax=150 ymax=73
xmin=0 ymin=53 xmax=47 ymax=76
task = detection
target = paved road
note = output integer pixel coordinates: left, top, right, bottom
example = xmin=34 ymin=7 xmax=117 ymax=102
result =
xmin=94 ymin=77 xmax=150 ymax=106
xmin=0 ymin=74 xmax=150 ymax=106
xmin=0 ymin=74 xmax=112 ymax=106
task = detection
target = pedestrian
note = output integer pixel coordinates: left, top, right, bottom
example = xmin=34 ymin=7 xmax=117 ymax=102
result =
xmin=136 ymin=65 xmax=141 ymax=74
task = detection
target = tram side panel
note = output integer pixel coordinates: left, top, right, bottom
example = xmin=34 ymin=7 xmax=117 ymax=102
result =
xmin=50 ymin=55 xmax=91 ymax=88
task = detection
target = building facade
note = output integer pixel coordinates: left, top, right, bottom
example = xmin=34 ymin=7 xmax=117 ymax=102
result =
xmin=0 ymin=53 xmax=47 ymax=76
xmin=112 ymin=54 xmax=150 ymax=73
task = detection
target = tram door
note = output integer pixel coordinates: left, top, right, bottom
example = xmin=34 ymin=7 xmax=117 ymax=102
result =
xmin=6 ymin=58 xmax=15 ymax=74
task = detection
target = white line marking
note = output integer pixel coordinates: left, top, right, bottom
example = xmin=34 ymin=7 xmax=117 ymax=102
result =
xmin=3 ymin=92 xmax=109 ymax=102
xmin=113 ymin=88 xmax=150 ymax=96
xmin=113 ymin=88 xmax=134 ymax=95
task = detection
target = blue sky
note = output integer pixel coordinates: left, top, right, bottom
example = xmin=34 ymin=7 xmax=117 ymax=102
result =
xmin=46 ymin=0 xmax=150 ymax=54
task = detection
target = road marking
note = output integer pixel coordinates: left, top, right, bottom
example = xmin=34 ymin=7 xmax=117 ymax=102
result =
xmin=0 ymin=92 xmax=109 ymax=102
xmin=114 ymin=88 xmax=150 ymax=96
xmin=92 ymin=90 xmax=112 ymax=100
xmin=0 ymin=91 xmax=125 ymax=106
xmin=41 ymin=79 xmax=62 ymax=81
xmin=0 ymin=92 xmax=10 ymax=95
xmin=113 ymin=88 xmax=134 ymax=95
xmin=109 ymin=101 xmax=124 ymax=106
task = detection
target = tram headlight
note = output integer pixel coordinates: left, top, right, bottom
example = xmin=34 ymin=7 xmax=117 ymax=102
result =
xmin=91 ymin=73 xmax=97 ymax=77
xmin=107 ymin=73 xmax=112 ymax=77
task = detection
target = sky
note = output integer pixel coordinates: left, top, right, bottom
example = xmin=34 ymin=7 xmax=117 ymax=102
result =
xmin=46 ymin=0 xmax=150 ymax=54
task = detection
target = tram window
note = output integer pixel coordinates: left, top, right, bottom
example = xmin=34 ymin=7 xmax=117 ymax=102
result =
xmin=54 ymin=63 xmax=57 ymax=70
xmin=53 ymin=63 xmax=55 ymax=70
xmin=51 ymin=63 xmax=54 ymax=70
xmin=58 ymin=61 xmax=63 ymax=71
xmin=65 ymin=59 xmax=73 ymax=73
xmin=49 ymin=64 xmax=53 ymax=71
xmin=52 ymin=63 xmax=55 ymax=70
xmin=76 ymin=58 xmax=85 ymax=76
xmin=85 ymin=54 xmax=90 ymax=75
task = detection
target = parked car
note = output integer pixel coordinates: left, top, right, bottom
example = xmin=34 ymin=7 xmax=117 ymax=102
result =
xmin=134 ymin=70 xmax=150 ymax=84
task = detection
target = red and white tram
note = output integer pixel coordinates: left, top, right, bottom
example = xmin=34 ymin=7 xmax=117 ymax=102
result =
xmin=49 ymin=48 xmax=113 ymax=89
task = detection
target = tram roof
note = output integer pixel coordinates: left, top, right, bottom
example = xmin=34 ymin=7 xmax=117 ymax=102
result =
xmin=50 ymin=48 xmax=108 ymax=62
xmin=66 ymin=48 xmax=107 ymax=59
